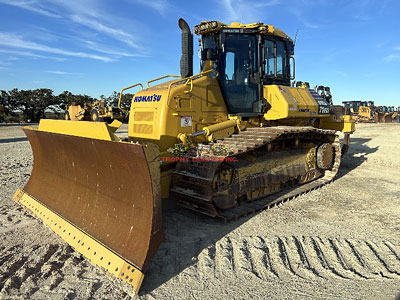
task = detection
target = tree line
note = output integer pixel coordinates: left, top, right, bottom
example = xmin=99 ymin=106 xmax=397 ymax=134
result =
xmin=0 ymin=88 xmax=134 ymax=123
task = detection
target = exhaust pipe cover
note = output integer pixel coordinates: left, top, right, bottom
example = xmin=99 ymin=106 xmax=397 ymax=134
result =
xmin=179 ymin=18 xmax=193 ymax=78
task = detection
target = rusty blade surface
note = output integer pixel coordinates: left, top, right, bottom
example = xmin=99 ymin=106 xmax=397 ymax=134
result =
xmin=23 ymin=127 xmax=163 ymax=271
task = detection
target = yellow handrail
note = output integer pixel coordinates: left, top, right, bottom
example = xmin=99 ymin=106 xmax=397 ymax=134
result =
xmin=118 ymin=83 xmax=143 ymax=114
xmin=146 ymin=75 xmax=181 ymax=88
xmin=166 ymin=69 xmax=217 ymax=107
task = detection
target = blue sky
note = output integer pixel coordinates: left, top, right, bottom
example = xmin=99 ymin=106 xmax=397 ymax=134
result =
xmin=0 ymin=0 xmax=399 ymax=106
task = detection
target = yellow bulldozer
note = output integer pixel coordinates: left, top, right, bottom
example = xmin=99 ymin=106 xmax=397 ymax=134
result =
xmin=342 ymin=101 xmax=398 ymax=123
xmin=64 ymin=100 xmax=125 ymax=122
xmin=374 ymin=105 xmax=398 ymax=123
xmin=342 ymin=100 xmax=376 ymax=122
xmin=13 ymin=19 xmax=355 ymax=295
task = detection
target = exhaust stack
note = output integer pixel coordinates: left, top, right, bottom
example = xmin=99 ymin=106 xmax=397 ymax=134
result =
xmin=178 ymin=18 xmax=193 ymax=78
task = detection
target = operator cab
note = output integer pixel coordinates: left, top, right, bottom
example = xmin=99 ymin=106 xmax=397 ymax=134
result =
xmin=196 ymin=21 xmax=294 ymax=116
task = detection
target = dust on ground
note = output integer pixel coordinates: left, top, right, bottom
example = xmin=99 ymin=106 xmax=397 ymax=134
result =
xmin=0 ymin=123 xmax=399 ymax=300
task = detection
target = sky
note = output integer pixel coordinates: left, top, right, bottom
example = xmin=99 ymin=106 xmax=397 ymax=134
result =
xmin=0 ymin=0 xmax=399 ymax=106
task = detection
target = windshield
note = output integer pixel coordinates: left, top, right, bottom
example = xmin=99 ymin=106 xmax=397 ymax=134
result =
xmin=218 ymin=33 xmax=258 ymax=113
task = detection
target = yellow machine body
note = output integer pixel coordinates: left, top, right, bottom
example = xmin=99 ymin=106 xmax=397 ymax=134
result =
xmin=358 ymin=105 xmax=372 ymax=119
xmin=127 ymin=76 xmax=354 ymax=153
xmin=14 ymin=18 xmax=355 ymax=295
xmin=65 ymin=100 xmax=124 ymax=122
xmin=66 ymin=104 xmax=86 ymax=121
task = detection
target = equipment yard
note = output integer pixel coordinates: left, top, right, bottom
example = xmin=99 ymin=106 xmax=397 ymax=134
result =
xmin=0 ymin=123 xmax=399 ymax=300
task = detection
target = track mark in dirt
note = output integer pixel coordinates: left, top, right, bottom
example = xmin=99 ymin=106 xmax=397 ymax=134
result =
xmin=327 ymin=238 xmax=368 ymax=279
xmin=0 ymin=244 xmax=96 ymax=298
xmin=286 ymin=236 xmax=323 ymax=278
xmin=308 ymin=237 xmax=348 ymax=279
xmin=383 ymin=241 xmax=400 ymax=262
xmin=0 ymin=255 xmax=29 ymax=291
xmin=365 ymin=241 xmax=400 ymax=277
xmin=193 ymin=236 xmax=400 ymax=281
xmin=215 ymin=237 xmax=236 ymax=278
xmin=253 ymin=236 xmax=279 ymax=278
xmin=355 ymin=241 xmax=394 ymax=278
xmin=276 ymin=237 xmax=300 ymax=277
xmin=197 ymin=244 xmax=216 ymax=280
xmin=238 ymin=239 xmax=262 ymax=279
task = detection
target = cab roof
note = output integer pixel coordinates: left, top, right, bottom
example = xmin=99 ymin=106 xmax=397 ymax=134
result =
xmin=193 ymin=20 xmax=293 ymax=42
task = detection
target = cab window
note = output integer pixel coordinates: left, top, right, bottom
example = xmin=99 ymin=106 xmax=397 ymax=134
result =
xmin=264 ymin=39 xmax=286 ymax=77
xmin=264 ymin=40 xmax=274 ymax=76
xmin=276 ymin=41 xmax=285 ymax=75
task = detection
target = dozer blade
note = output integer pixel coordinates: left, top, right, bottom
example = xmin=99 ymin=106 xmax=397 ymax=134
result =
xmin=13 ymin=124 xmax=163 ymax=295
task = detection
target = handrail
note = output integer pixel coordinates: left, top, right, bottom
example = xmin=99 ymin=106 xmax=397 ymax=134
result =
xmin=118 ymin=83 xmax=143 ymax=114
xmin=146 ymin=75 xmax=181 ymax=88
xmin=166 ymin=69 xmax=217 ymax=108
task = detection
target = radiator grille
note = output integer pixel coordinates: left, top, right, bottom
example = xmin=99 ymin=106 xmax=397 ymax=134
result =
xmin=132 ymin=124 xmax=153 ymax=135
xmin=134 ymin=112 xmax=154 ymax=122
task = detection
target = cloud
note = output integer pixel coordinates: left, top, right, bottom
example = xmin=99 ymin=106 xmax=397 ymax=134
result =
xmin=385 ymin=54 xmax=400 ymax=62
xmin=335 ymin=70 xmax=348 ymax=77
xmin=220 ymin=0 xmax=281 ymax=23
xmin=385 ymin=46 xmax=400 ymax=62
xmin=0 ymin=0 xmax=61 ymax=18
xmin=134 ymin=0 xmax=169 ymax=16
xmin=0 ymin=0 xmax=143 ymax=51
xmin=70 ymin=15 xmax=140 ymax=50
xmin=82 ymin=40 xmax=150 ymax=58
xmin=45 ymin=70 xmax=82 ymax=75
xmin=0 ymin=32 xmax=115 ymax=62
xmin=0 ymin=49 xmax=66 ymax=61
xmin=289 ymin=3 xmax=322 ymax=29
xmin=349 ymin=0 xmax=389 ymax=21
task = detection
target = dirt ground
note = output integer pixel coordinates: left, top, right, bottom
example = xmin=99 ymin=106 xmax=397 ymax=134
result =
xmin=0 ymin=123 xmax=399 ymax=300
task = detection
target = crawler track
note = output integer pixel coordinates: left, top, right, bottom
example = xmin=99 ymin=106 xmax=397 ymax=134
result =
xmin=171 ymin=126 xmax=341 ymax=221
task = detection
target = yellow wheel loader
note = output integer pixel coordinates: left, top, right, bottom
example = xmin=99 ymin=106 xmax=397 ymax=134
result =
xmin=14 ymin=18 xmax=355 ymax=295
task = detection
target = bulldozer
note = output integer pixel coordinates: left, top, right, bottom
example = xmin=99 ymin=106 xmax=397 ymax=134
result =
xmin=314 ymin=85 xmax=333 ymax=105
xmin=374 ymin=105 xmax=397 ymax=123
xmin=357 ymin=101 xmax=375 ymax=122
xmin=342 ymin=100 xmax=379 ymax=123
xmin=64 ymin=100 xmax=125 ymax=122
xmin=13 ymin=19 xmax=355 ymax=295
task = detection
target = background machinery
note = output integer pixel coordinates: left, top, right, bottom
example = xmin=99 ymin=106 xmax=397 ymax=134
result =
xmin=315 ymin=85 xmax=333 ymax=105
xmin=342 ymin=101 xmax=398 ymax=123
xmin=14 ymin=18 xmax=355 ymax=295
xmin=374 ymin=105 xmax=397 ymax=123
xmin=64 ymin=100 xmax=125 ymax=122
xmin=342 ymin=100 xmax=374 ymax=121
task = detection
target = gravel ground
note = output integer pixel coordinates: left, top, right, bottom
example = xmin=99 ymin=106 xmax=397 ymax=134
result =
xmin=0 ymin=123 xmax=399 ymax=300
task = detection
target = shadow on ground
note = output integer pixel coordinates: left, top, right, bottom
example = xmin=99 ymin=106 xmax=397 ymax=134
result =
xmin=336 ymin=137 xmax=377 ymax=179
xmin=0 ymin=137 xmax=28 ymax=144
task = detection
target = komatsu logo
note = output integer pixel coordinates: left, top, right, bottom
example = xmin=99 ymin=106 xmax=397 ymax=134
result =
xmin=134 ymin=94 xmax=162 ymax=102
